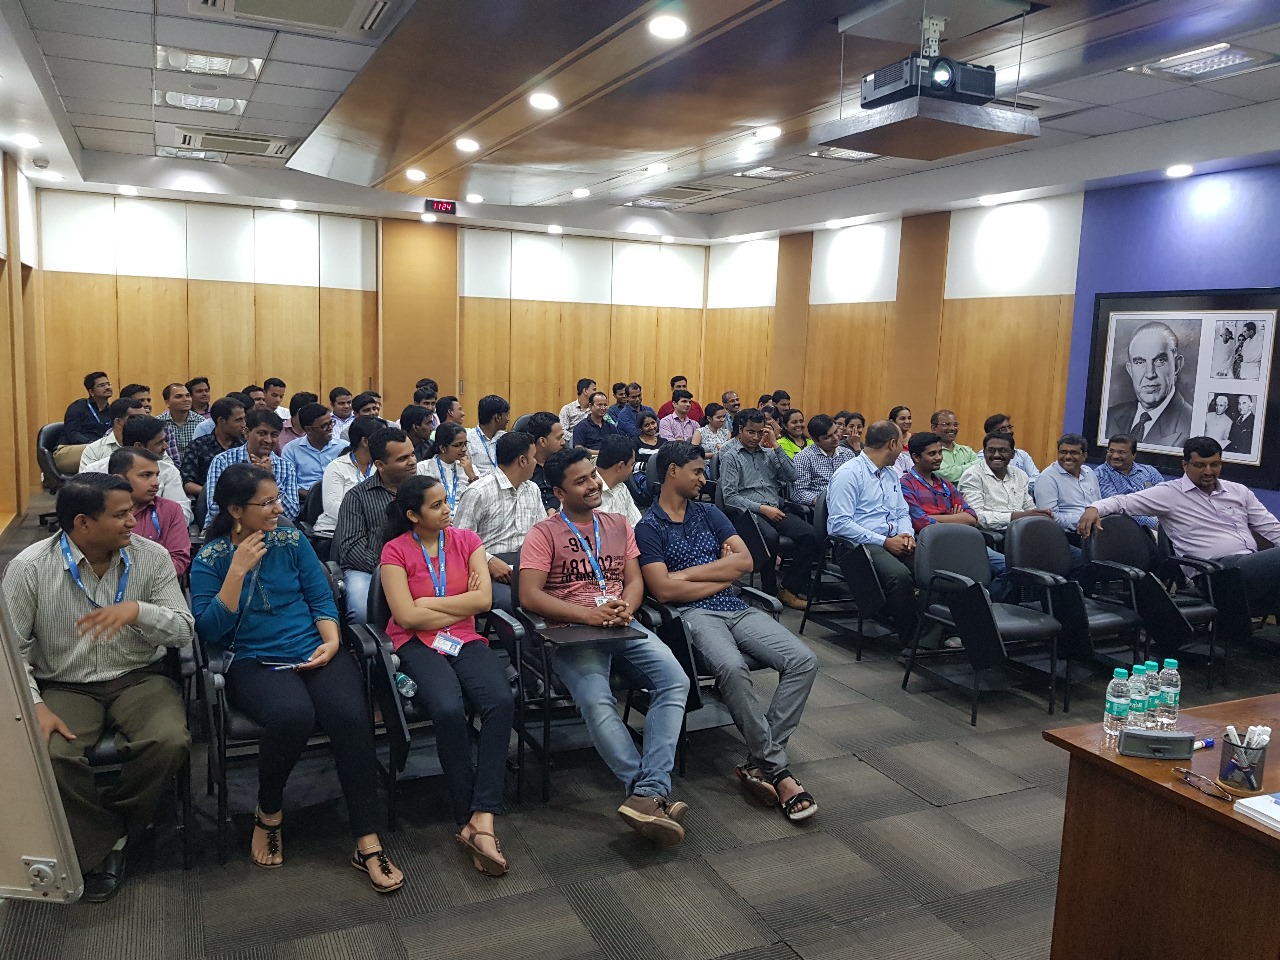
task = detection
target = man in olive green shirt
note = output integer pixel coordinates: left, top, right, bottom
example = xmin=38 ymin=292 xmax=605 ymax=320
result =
xmin=931 ymin=409 xmax=979 ymax=484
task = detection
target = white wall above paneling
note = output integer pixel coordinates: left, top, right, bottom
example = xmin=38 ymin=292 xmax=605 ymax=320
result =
xmin=810 ymin=220 xmax=902 ymax=304
xmin=659 ymin=244 xmax=706 ymax=309
xmin=707 ymin=238 xmax=778 ymax=309
xmin=611 ymin=241 xmax=663 ymax=307
xmin=114 ymin=198 xmax=187 ymax=279
xmin=18 ymin=174 xmax=36 ymax=268
xmin=253 ymin=209 xmax=320 ymax=287
xmin=40 ymin=191 xmax=116 ymax=273
xmin=460 ymin=228 xmax=511 ymax=299
xmin=319 ymin=215 xmax=376 ymax=291
xmin=945 ymin=193 xmax=1085 ymax=300
xmin=510 ymin=232 xmax=565 ymax=302
xmin=186 ymin=204 xmax=255 ymax=283
xmin=560 ymin=235 xmax=613 ymax=305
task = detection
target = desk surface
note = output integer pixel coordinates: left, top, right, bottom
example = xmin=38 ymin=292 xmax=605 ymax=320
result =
xmin=1044 ymin=693 xmax=1280 ymax=853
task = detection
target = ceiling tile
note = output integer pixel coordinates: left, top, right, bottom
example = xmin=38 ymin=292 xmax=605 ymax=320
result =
xmin=241 ymin=101 xmax=327 ymax=124
xmin=58 ymin=0 xmax=151 ymax=11
xmin=250 ymin=83 xmax=339 ymax=110
xmin=76 ymin=127 xmax=155 ymax=153
xmin=236 ymin=116 xmax=318 ymax=138
xmin=1043 ymin=106 xmax=1164 ymax=136
xmin=45 ymin=56 xmax=151 ymax=87
xmin=1037 ymin=70 xmax=1184 ymax=106
xmin=20 ymin=0 xmax=152 ymax=42
xmin=61 ymin=97 xmax=154 ymax=120
xmin=1122 ymin=84 xmax=1254 ymax=121
xmin=1019 ymin=127 xmax=1090 ymax=150
xmin=53 ymin=76 xmax=152 ymax=105
xmin=1238 ymin=26 xmax=1280 ymax=55
xmin=1202 ymin=66 xmax=1280 ymax=102
xmin=153 ymin=72 xmax=257 ymax=101
xmin=268 ymin=33 xmax=376 ymax=71
xmin=258 ymin=61 xmax=355 ymax=93
xmin=35 ymin=30 xmax=154 ymax=67
xmin=154 ymin=16 xmax=277 ymax=58
xmin=68 ymin=113 xmax=151 ymax=133
xmin=153 ymin=106 xmax=243 ymax=129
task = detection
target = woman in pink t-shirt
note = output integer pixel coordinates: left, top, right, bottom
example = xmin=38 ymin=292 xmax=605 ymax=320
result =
xmin=379 ymin=474 xmax=513 ymax=877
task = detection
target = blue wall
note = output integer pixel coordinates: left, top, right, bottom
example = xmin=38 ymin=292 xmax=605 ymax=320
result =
xmin=1066 ymin=163 xmax=1280 ymax=510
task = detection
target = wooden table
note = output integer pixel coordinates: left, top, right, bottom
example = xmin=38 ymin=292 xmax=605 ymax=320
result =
xmin=1044 ymin=695 xmax=1280 ymax=960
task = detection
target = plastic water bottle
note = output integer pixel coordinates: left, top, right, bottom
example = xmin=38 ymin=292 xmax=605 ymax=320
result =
xmin=394 ymin=672 xmax=417 ymax=698
xmin=1143 ymin=660 xmax=1161 ymax=728
xmin=1156 ymin=659 xmax=1181 ymax=728
xmin=1126 ymin=664 xmax=1148 ymax=730
xmin=1103 ymin=668 xmax=1130 ymax=738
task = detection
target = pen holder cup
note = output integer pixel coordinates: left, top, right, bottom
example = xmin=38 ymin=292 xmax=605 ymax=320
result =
xmin=1216 ymin=741 xmax=1268 ymax=796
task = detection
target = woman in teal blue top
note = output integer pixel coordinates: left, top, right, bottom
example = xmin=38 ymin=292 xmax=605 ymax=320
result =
xmin=191 ymin=463 xmax=404 ymax=893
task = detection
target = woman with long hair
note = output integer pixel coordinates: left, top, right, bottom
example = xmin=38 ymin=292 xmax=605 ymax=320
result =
xmin=697 ymin=402 xmax=733 ymax=458
xmin=841 ymin=411 xmax=865 ymax=455
xmin=633 ymin=411 xmax=665 ymax=475
xmin=777 ymin=409 xmax=810 ymax=459
xmin=191 ymin=463 xmax=404 ymax=892
xmin=316 ymin=415 xmax=384 ymax=537
xmin=379 ymin=474 xmax=512 ymax=877
xmin=888 ymin=405 xmax=913 ymax=473
xmin=416 ymin=421 xmax=477 ymax=509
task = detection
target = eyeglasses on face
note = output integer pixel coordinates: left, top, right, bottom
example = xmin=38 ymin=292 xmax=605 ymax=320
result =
xmin=246 ymin=497 xmax=282 ymax=509
xmin=1171 ymin=767 xmax=1233 ymax=802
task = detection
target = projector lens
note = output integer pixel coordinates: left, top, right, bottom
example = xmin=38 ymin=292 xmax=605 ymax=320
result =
xmin=931 ymin=59 xmax=955 ymax=88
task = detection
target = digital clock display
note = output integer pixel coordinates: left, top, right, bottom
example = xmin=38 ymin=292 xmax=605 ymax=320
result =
xmin=428 ymin=199 xmax=457 ymax=215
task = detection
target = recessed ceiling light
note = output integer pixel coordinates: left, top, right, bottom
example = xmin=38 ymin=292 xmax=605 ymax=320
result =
xmin=158 ymin=46 xmax=257 ymax=78
xmin=647 ymin=162 xmax=669 ymax=175
xmin=28 ymin=170 xmax=62 ymax=182
xmin=12 ymin=133 xmax=40 ymax=148
xmin=465 ymin=193 xmax=484 ymax=203
xmin=572 ymin=187 xmax=591 ymax=198
xmin=118 ymin=185 xmax=139 ymax=196
xmin=548 ymin=224 xmax=563 ymax=234
xmin=420 ymin=213 xmax=437 ymax=223
xmin=753 ymin=125 xmax=782 ymax=141
xmin=405 ymin=168 xmax=427 ymax=182
xmin=280 ymin=199 xmax=297 ymax=210
xmin=1166 ymin=164 xmax=1193 ymax=178
xmin=660 ymin=235 xmax=675 ymax=243
xmin=648 ymin=15 xmax=689 ymax=40
xmin=529 ymin=92 xmax=560 ymax=111
xmin=456 ymin=137 xmax=480 ymax=152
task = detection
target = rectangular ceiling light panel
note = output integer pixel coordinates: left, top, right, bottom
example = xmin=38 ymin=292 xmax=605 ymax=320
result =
xmin=156 ymin=45 xmax=263 ymax=79
xmin=194 ymin=0 xmax=396 ymax=37
xmin=1135 ymin=44 xmax=1280 ymax=82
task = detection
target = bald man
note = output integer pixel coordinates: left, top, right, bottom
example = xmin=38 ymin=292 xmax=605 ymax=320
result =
xmin=1104 ymin=321 xmax=1193 ymax=448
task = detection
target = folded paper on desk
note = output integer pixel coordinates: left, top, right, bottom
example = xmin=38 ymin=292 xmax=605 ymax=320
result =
xmin=1234 ymin=792 xmax=1280 ymax=832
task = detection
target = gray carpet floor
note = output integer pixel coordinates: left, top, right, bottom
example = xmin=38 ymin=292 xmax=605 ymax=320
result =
xmin=2 ymin=502 xmax=1276 ymax=960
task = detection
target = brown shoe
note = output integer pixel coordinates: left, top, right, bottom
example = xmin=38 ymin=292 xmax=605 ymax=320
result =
xmin=777 ymin=589 xmax=807 ymax=611
xmin=617 ymin=795 xmax=685 ymax=847
xmin=663 ymin=798 xmax=689 ymax=823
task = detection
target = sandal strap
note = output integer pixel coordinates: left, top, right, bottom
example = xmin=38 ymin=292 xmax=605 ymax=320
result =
xmin=356 ymin=847 xmax=396 ymax=878
xmin=769 ymin=768 xmax=794 ymax=788
xmin=781 ymin=790 xmax=815 ymax=814
xmin=254 ymin=815 xmax=282 ymax=856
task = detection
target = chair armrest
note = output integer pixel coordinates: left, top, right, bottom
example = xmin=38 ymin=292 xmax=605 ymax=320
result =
xmin=740 ymin=586 xmax=783 ymax=616
xmin=346 ymin=623 xmax=381 ymax=660
xmin=1086 ymin=559 xmax=1145 ymax=582
xmin=1009 ymin=566 xmax=1067 ymax=588
xmin=784 ymin=500 xmax=813 ymax=522
xmin=929 ymin=570 xmax=977 ymax=591
xmin=1161 ymin=554 xmax=1223 ymax=574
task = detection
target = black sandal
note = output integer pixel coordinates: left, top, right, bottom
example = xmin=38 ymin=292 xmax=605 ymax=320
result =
xmin=735 ymin=765 xmax=779 ymax=806
xmin=771 ymin=770 xmax=818 ymax=823
xmin=351 ymin=846 xmax=404 ymax=893
xmin=252 ymin=810 xmax=283 ymax=868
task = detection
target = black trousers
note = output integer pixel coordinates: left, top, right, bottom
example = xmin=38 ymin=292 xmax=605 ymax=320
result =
xmin=759 ymin=511 xmax=822 ymax=595
xmin=863 ymin=544 xmax=919 ymax=643
xmin=226 ymin=651 xmax=381 ymax=838
xmin=397 ymin=637 xmax=514 ymax=826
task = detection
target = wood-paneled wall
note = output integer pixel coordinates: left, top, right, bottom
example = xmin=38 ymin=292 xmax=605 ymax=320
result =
xmin=703 ymin=306 xmax=773 ymax=411
xmin=382 ymin=220 xmax=458 ymax=412
xmin=802 ymin=302 xmax=895 ymax=421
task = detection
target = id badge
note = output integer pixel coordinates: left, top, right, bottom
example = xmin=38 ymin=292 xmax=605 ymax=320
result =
xmin=594 ymin=594 xmax=616 ymax=607
xmin=431 ymin=631 xmax=463 ymax=657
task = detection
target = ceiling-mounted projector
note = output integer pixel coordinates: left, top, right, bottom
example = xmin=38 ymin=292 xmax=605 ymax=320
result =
xmin=862 ymin=55 xmax=997 ymax=109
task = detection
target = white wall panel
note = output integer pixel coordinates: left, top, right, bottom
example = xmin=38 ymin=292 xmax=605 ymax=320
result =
xmin=186 ymin=204 xmax=254 ymax=282
xmin=40 ymin=191 xmax=115 ymax=273
xmin=611 ymin=241 xmax=663 ymax=307
xmin=510 ymin=232 xmax=565 ymax=301
xmin=945 ymin=193 xmax=1084 ymax=299
xmin=17 ymin=174 xmax=37 ymax=267
xmin=115 ymin=198 xmax=187 ymax=278
xmin=809 ymin=220 xmax=901 ymax=304
xmin=658 ymin=245 xmax=706 ymax=308
xmin=319 ymin=215 xmax=375 ymax=291
xmin=560 ymin=235 xmax=613 ymax=304
xmin=460 ymin=228 xmax=511 ymax=298
xmin=253 ymin=209 xmax=319 ymax=286
xmin=707 ymin=238 xmax=778 ymax=309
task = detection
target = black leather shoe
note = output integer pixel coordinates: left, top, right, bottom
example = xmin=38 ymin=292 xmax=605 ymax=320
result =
xmin=82 ymin=847 xmax=127 ymax=903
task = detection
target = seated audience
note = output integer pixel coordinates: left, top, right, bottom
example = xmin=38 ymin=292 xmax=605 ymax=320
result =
xmin=380 ymin=475 xmax=512 ymax=876
xmin=792 ymin=414 xmax=853 ymax=506
xmin=639 ymin=442 xmax=818 ymax=822
xmin=187 ymin=376 xmax=212 ymax=419
xmin=770 ymin=390 xmax=792 ymax=414
xmin=756 ymin=394 xmax=773 ymax=409
xmin=777 ymin=409 xmax=810 ymax=459
xmin=841 ymin=411 xmax=866 ymax=456
xmin=525 ymin=411 xmax=567 ymax=513
xmin=336 ymin=392 xmax=385 ymax=441
xmin=317 ymin=416 xmax=384 ymax=539
xmin=191 ymin=465 xmax=403 ymax=891
xmin=57 ymin=371 xmax=114 ymax=471
xmin=85 ymin=415 xmax=194 ymax=525
xmin=827 ymin=421 xmax=919 ymax=642
xmin=242 ymin=385 xmax=268 ymax=411
xmin=1080 ymin=436 xmax=1280 ymax=615
xmin=3 ymin=473 xmax=193 ymax=902
xmin=608 ymin=382 xmax=629 ymax=425
xmin=181 ymin=398 xmax=246 ymax=499
xmin=520 ymin=449 xmax=691 ymax=847
xmin=698 ymin=403 xmax=733 ymax=459
xmin=282 ymin=403 xmax=345 ymax=496
xmin=274 ymin=392 xmax=318 ymax=454
xmin=720 ymin=390 xmax=742 ymax=416
xmin=119 ymin=383 xmax=151 ymax=415
xmin=572 ymin=391 xmax=620 ymax=452
xmin=330 ymin=387 xmax=354 ymax=434
xmin=614 ymin=382 xmax=658 ymax=438
xmin=559 ymin=378 xmax=597 ymax=436
xmin=718 ymin=410 xmax=819 ymax=609
xmin=79 ymin=398 xmax=144 ymax=471
xmin=594 ymin=435 xmax=641 ymax=526
xmin=157 ymin=382 xmax=203 ymax=464
xmin=633 ymin=412 xmax=665 ymax=478
xmin=889 ymin=405 xmax=913 ymax=473
xmin=436 ymin=395 xmax=465 ymax=431
xmin=418 ymin=421 xmax=476 ymax=510
xmin=468 ymin=395 xmax=510 ymax=478
xmin=656 ymin=376 xmax=705 ymax=423
xmin=1035 ymin=434 xmax=1101 ymax=533
xmin=981 ymin=414 xmax=1040 ymax=484
xmin=452 ymin=431 xmax=543 ymax=612
xmin=263 ymin=377 xmax=288 ymax=419
xmin=204 ymin=410 xmax=300 ymax=528
xmin=959 ymin=432 xmax=1052 ymax=534
xmin=657 ymin=390 xmax=698 ymax=442
xmin=400 ymin=404 xmax=435 ymax=461
xmin=1094 ymin=434 xmax=1163 ymax=529
xmin=107 ymin=448 xmax=190 ymax=577
xmin=191 ymin=390 xmax=248 ymax=441
xmin=931 ymin=409 xmax=978 ymax=483
xmin=334 ymin=428 xmax=418 ymax=625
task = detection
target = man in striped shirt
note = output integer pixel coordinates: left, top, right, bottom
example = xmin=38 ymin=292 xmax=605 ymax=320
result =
xmin=791 ymin=414 xmax=853 ymax=507
xmin=156 ymin=381 xmax=204 ymax=464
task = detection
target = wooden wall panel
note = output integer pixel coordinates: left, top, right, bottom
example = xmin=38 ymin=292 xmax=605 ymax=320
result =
xmin=383 ymin=220 xmax=456 ymax=408
xmin=654 ymin=307 xmax=704 ymax=406
xmin=557 ymin=301 xmax=613 ymax=412
xmin=702 ymin=306 xmax=773 ymax=411
xmin=773 ymin=232 xmax=813 ymax=405
xmin=21 ymin=265 xmax=45 ymax=492
xmin=255 ymin=283 xmax=320 ymax=395
xmin=608 ymin=304 xmax=659 ymax=403
xmin=0 ymin=258 xmax=15 ymax=516
xmin=320 ymin=288 xmax=378 ymax=397
xmin=892 ymin=212 xmax=950 ymax=422
xmin=116 ymin=276 xmax=189 ymax=394
xmin=803 ymin=302 xmax=894 ymax=422
xmin=43 ymin=271 xmax=118 ymax=417
xmin=508 ymin=299 xmax=561 ymax=417
xmin=937 ymin=294 xmax=1075 ymax=466
xmin=459 ymin=297 xmax=510 ymax=412
xmin=187 ymin=279 xmax=256 ymax=396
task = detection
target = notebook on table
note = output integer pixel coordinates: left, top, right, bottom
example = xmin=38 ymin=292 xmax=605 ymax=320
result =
xmin=539 ymin=625 xmax=646 ymax=647
xmin=1234 ymin=792 xmax=1280 ymax=832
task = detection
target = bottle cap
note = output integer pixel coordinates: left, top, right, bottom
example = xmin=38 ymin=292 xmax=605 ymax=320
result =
xmin=1145 ymin=660 xmax=1158 ymax=671
xmin=1132 ymin=664 xmax=1146 ymax=675
xmin=1113 ymin=668 xmax=1128 ymax=679
xmin=1163 ymin=658 xmax=1178 ymax=669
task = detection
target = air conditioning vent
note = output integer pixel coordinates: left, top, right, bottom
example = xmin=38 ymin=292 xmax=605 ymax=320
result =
xmin=732 ymin=166 xmax=812 ymax=181
xmin=624 ymin=183 xmax=743 ymax=208
xmin=192 ymin=0 xmax=400 ymax=38
xmin=176 ymin=127 xmax=295 ymax=156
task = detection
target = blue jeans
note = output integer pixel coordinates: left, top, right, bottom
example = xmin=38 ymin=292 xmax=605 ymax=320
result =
xmin=550 ymin=625 xmax=689 ymax=799
xmin=344 ymin=570 xmax=372 ymax=625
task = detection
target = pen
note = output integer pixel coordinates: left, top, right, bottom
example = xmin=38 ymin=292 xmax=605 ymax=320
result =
xmin=1193 ymin=738 xmax=1214 ymax=750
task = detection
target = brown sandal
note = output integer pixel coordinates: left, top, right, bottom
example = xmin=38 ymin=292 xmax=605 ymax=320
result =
xmin=735 ymin=766 xmax=779 ymax=807
xmin=351 ymin=846 xmax=404 ymax=893
xmin=456 ymin=824 xmax=509 ymax=877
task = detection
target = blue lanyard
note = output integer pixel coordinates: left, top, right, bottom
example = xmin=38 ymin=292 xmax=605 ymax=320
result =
xmin=149 ymin=505 xmax=161 ymax=537
xmin=351 ymin=453 xmax=373 ymax=478
xmin=414 ymin=531 xmax=447 ymax=597
xmin=472 ymin=428 xmax=497 ymax=468
xmin=436 ymin=456 xmax=458 ymax=508
xmin=560 ymin=511 xmax=608 ymax=596
xmin=88 ymin=402 xmax=106 ymax=425
xmin=60 ymin=533 xmax=130 ymax=608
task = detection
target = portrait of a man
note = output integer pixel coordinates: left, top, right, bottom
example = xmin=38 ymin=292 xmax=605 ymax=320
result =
xmin=1103 ymin=320 xmax=1195 ymax=449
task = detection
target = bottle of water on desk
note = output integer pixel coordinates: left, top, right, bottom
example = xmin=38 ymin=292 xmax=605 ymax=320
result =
xmin=1156 ymin=659 xmax=1181 ymax=728
xmin=1126 ymin=664 xmax=1148 ymax=730
xmin=1103 ymin=668 xmax=1130 ymax=738
xmin=1143 ymin=660 xmax=1161 ymax=728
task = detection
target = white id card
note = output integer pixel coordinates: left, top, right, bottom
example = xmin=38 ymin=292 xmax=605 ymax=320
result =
xmin=431 ymin=631 xmax=463 ymax=657
xmin=594 ymin=594 xmax=617 ymax=607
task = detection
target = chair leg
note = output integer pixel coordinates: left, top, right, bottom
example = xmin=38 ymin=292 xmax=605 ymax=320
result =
xmin=799 ymin=553 xmax=823 ymax=634
xmin=856 ymin=616 xmax=864 ymax=662
xmin=179 ymin=756 xmax=193 ymax=871
xmin=677 ymin=715 xmax=687 ymax=778
xmin=1047 ymin=639 xmax=1058 ymax=715
xmin=901 ymin=621 xmax=922 ymax=690
xmin=970 ymin=668 xmax=979 ymax=726
xmin=216 ymin=740 xmax=229 ymax=866
xmin=540 ymin=649 xmax=552 ymax=804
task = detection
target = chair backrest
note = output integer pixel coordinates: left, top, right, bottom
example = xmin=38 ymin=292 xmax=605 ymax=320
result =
xmin=303 ymin=476 xmax=326 ymax=525
xmin=812 ymin=491 xmax=829 ymax=541
xmin=508 ymin=550 xmax=525 ymax=609
xmin=832 ymin=540 xmax=886 ymax=617
xmin=1005 ymin=516 xmax=1073 ymax=577
xmin=367 ymin=567 xmax=393 ymax=632
xmin=512 ymin=414 xmax=533 ymax=434
xmin=193 ymin=488 xmax=208 ymax=529
xmin=1133 ymin=571 xmax=1195 ymax=661
xmin=38 ymin=422 xmax=64 ymax=452
xmin=945 ymin=581 xmax=1009 ymax=672
xmin=914 ymin=524 xmax=992 ymax=588
xmin=1082 ymin=513 xmax=1155 ymax=571
xmin=36 ymin=423 xmax=67 ymax=489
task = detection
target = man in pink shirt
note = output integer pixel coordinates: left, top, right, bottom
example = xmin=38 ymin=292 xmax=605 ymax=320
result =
xmin=658 ymin=390 xmax=698 ymax=442
xmin=108 ymin=448 xmax=191 ymax=577
xmin=1079 ymin=436 xmax=1280 ymax=614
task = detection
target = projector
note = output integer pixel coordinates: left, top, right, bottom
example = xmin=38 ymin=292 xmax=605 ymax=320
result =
xmin=861 ymin=55 xmax=997 ymax=109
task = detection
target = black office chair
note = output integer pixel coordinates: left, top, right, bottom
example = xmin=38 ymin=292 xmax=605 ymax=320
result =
xmin=713 ymin=480 xmax=795 ymax=593
xmin=297 ymin=476 xmax=330 ymax=561
xmin=36 ymin=421 xmax=70 ymax=530
xmin=798 ymin=492 xmax=864 ymax=644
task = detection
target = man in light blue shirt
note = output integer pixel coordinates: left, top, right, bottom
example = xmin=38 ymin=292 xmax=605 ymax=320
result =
xmin=1034 ymin=434 xmax=1101 ymax=536
xmin=1094 ymin=434 xmax=1164 ymax=529
xmin=281 ymin=403 xmax=346 ymax=495
xmin=827 ymin=420 xmax=919 ymax=642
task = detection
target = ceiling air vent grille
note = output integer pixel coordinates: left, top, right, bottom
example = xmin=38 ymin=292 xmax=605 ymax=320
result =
xmin=626 ymin=184 xmax=742 ymax=208
xmin=177 ymin=127 xmax=294 ymax=156
xmin=193 ymin=0 xmax=394 ymax=36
